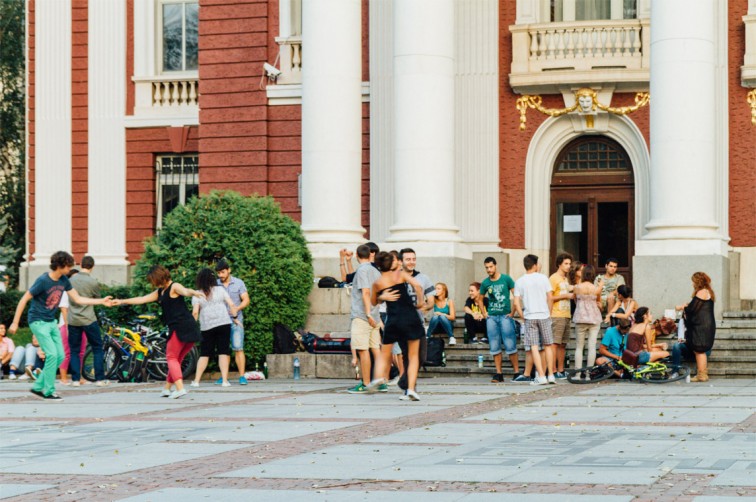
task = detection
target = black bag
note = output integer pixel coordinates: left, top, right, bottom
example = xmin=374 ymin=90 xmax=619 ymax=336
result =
xmin=424 ymin=337 xmax=445 ymax=367
xmin=273 ymin=323 xmax=298 ymax=354
xmin=318 ymin=276 xmax=340 ymax=288
xmin=312 ymin=336 xmax=351 ymax=354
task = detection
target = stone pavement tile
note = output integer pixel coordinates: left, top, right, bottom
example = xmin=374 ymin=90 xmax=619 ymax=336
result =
xmin=0 ymin=440 xmax=242 ymax=475
xmin=67 ymin=419 xmax=363 ymax=442
xmin=117 ymin=488 xmax=633 ymax=502
xmin=161 ymin=402 xmax=444 ymax=420
xmin=363 ymin=423 xmax=530 ymax=445
xmin=707 ymin=461 xmax=756 ymax=487
xmin=0 ymin=484 xmax=55 ymax=499
xmin=674 ymin=408 xmax=753 ymax=423
xmin=0 ymin=391 xmax=35 ymax=399
xmin=264 ymin=392 xmax=500 ymax=407
xmin=258 ymin=380 xmax=365 ymax=392
xmin=2 ymin=402 xmax=193 ymax=419
xmin=59 ymin=390 xmax=277 ymax=405
xmin=701 ymin=396 xmax=756 ymax=408
xmin=693 ymin=497 xmax=756 ymax=501
xmin=549 ymin=394 xmax=713 ymax=408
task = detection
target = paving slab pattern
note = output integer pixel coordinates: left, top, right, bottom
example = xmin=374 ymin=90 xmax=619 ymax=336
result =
xmin=0 ymin=377 xmax=753 ymax=501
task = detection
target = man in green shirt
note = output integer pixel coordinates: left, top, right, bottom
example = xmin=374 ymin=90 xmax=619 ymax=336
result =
xmin=481 ymin=257 xmax=519 ymax=383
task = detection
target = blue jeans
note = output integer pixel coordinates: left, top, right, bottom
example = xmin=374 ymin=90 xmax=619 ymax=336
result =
xmin=230 ymin=322 xmax=245 ymax=351
xmin=671 ymin=342 xmax=711 ymax=368
xmin=68 ymin=321 xmax=105 ymax=382
xmin=427 ymin=315 xmax=453 ymax=338
xmin=487 ymin=315 xmax=518 ymax=356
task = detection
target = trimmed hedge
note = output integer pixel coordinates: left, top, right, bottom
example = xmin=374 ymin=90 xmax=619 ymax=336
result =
xmin=132 ymin=191 xmax=313 ymax=363
xmin=0 ymin=289 xmax=26 ymax=327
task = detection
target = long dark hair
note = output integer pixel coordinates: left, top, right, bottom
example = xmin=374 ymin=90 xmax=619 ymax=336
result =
xmin=195 ymin=268 xmax=217 ymax=298
xmin=581 ymin=264 xmax=597 ymax=284
xmin=634 ymin=307 xmax=649 ymax=324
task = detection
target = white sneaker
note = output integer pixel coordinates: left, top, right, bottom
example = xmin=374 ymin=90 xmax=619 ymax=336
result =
xmin=448 ymin=337 xmax=457 ymax=346
xmin=160 ymin=389 xmax=172 ymax=397
xmin=72 ymin=381 xmax=81 ymax=387
xmin=190 ymin=381 xmax=200 ymax=388
xmin=387 ymin=376 xmax=400 ymax=386
xmin=547 ymin=374 xmax=556 ymax=384
xmin=399 ymin=391 xmax=410 ymax=401
xmin=221 ymin=381 xmax=231 ymax=387
xmin=530 ymin=376 xmax=549 ymax=386
xmin=8 ymin=373 xmax=17 ymax=380
xmin=95 ymin=380 xmax=110 ymax=387
xmin=18 ymin=374 xmax=29 ymax=380
xmin=365 ymin=378 xmax=386 ymax=393
xmin=407 ymin=389 xmax=420 ymax=401
xmin=169 ymin=389 xmax=187 ymax=399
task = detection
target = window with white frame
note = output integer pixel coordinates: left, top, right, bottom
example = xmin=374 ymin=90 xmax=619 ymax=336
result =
xmin=551 ymin=0 xmax=636 ymax=22
xmin=156 ymin=154 xmax=199 ymax=229
xmin=159 ymin=0 xmax=199 ymax=73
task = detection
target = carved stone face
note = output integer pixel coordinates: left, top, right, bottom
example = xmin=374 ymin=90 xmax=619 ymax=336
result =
xmin=578 ymin=94 xmax=594 ymax=113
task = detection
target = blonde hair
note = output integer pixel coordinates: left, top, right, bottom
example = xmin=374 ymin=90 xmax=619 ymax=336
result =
xmin=435 ymin=283 xmax=449 ymax=299
xmin=691 ymin=272 xmax=715 ymax=302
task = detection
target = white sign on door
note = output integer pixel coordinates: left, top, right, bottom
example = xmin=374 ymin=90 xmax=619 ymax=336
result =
xmin=564 ymin=215 xmax=582 ymax=232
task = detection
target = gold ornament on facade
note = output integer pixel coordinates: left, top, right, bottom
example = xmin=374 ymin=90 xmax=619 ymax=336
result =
xmin=516 ymin=88 xmax=650 ymax=131
xmin=748 ymin=89 xmax=756 ymax=126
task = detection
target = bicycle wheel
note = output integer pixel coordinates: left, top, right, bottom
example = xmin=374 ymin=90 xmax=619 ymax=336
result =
xmin=144 ymin=339 xmax=198 ymax=381
xmin=566 ymin=363 xmax=614 ymax=384
xmin=82 ymin=341 xmax=120 ymax=381
xmin=181 ymin=346 xmax=199 ymax=379
xmin=638 ymin=364 xmax=690 ymax=384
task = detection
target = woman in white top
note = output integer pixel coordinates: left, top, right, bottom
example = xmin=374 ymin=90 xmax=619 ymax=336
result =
xmin=190 ymin=268 xmax=238 ymax=387
xmin=572 ymin=265 xmax=603 ymax=370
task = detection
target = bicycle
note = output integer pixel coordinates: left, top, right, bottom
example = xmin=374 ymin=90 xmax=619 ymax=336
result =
xmin=567 ymin=358 xmax=690 ymax=384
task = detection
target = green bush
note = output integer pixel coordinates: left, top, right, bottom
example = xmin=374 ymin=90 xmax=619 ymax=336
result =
xmin=95 ymin=284 xmax=162 ymax=328
xmin=133 ymin=191 xmax=313 ymax=362
xmin=0 ymin=289 xmax=27 ymax=327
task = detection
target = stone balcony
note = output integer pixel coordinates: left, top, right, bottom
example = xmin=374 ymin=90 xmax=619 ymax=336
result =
xmin=509 ymin=18 xmax=650 ymax=94
xmin=128 ymin=74 xmax=199 ymax=127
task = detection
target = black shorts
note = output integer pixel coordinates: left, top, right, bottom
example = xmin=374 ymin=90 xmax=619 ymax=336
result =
xmin=382 ymin=318 xmax=424 ymax=345
xmin=199 ymin=324 xmax=232 ymax=358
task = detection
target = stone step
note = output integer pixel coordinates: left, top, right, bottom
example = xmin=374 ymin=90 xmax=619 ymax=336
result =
xmin=722 ymin=310 xmax=756 ymax=319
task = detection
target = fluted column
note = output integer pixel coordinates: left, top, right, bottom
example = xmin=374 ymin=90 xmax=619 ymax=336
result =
xmin=300 ymin=0 xmax=364 ymax=245
xmin=637 ymin=0 xmax=728 ymax=256
xmin=33 ymin=0 xmax=72 ymax=263
xmin=87 ymin=0 xmax=129 ymax=280
xmin=388 ymin=0 xmax=460 ymax=243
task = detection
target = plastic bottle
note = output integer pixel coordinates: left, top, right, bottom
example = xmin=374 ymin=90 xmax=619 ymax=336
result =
xmin=263 ymin=361 xmax=268 ymax=379
xmin=255 ymin=362 xmax=259 ymax=372
xmin=477 ymin=354 xmax=484 ymax=368
xmin=442 ymin=351 xmax=446 ymax=367
xmin=463 ymin=328 xmax=469 ymax=344
xmin=293 ymin=357 xmax=300 ymax=380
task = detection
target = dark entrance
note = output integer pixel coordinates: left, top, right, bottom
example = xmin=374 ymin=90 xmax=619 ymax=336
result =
xmin=550 ymin=136 xmax=634 ymax=285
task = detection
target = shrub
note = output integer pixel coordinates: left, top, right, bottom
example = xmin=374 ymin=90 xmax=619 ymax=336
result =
xmin=0 ymin=289 xmax=26 ymax=327
xmin=133 ymin=191 xmax=313 ymax=362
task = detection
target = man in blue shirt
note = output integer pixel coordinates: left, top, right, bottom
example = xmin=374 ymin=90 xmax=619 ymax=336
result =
xmin=216 ymin=260 xmax=250 ymax=385
xmin=595 ymin=318 xmax=631 ymax=376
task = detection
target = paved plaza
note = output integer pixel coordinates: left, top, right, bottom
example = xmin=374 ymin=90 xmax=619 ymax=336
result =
xmin=0 ymin=376 xmax=754 ymax=501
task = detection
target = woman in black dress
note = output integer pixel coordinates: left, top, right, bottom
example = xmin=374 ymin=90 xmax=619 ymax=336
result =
xmin=675 ymin=272 xmax=716 ymax=382
xmin=368 ymin=251 xmax=425 ymax=401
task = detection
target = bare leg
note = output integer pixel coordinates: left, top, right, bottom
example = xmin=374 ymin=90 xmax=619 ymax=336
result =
xmin=193 ymin=356 xmax=209 ymax=383
xmin=372 ymin=344 xmax=394 ymax=384
xmin=235 ymin=350 xmax=246 ymax=375
xmin=218 ymin=354 xmax=230 ymax=382
xmin=544 ymin=345 xmax=556 ymax=375
xmin=493 ymin=353 xmax=502 ymax=373
xmin=648 ymin=350 xmax=670 ymax=362
xmin=406 ymin=339 xmax=420 ymax=391
xmin=694 ymin=351 xmax=707 ymax=374
xmin=556 ymin=344 xmax=566 ymax=373
xmin=524 ymin=351 xmax=534 ymax=377
xmin=358 ymin=349 xmax=371 ymax=385
xmin=531 ymin=345 xmax=545 ymax=377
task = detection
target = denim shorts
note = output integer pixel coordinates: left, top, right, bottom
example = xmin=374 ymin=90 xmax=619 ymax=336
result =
xmin=638 ymin=351 xmax=650 ymax=364
xmin=230 ymin=322 xmax=245 ymax=351
xmin=487 ymin=315 xmax=518 ymax=356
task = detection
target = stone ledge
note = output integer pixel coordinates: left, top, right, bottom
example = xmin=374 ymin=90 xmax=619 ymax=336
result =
xmin=266 ymin=352 xmax=355 ymax=379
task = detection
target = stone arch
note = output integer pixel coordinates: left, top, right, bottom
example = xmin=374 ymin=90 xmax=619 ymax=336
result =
xmin=524 ymin=114 xmax=650 ymax=254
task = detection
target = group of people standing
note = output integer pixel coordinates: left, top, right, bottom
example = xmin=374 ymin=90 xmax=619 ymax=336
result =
xmin=4 ymin=251 xmax=250 ymax=401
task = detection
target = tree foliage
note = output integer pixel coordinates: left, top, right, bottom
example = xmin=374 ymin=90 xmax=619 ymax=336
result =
xmin=133 ymin=191 xmax=313 ymax=362
xmin=0 ymin=0 xmax=26 ymax=283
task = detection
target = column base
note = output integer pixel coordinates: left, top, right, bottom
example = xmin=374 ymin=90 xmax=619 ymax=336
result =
xmin=18 ymin=261 xmax=132 ymax=289
xmin=633 ymin=254 xmax=729 ymax=319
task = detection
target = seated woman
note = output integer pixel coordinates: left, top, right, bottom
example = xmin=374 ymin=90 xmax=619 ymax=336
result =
xmin=464 ymin=282 xmax=488 ymax=344
xmin=7 ymin=333 xmax=44 ymax=380
xmin=625 ymin=307 xmax=669 ymax=365
xmin=604 ymin=285 xmax=637 ymax=326
xmin=0 ymin=323 xmax=15 ymax=374
xmin=426 ymin=283 xmax=456 ymax=345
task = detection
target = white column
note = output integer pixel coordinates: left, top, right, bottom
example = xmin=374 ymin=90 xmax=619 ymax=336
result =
xmin=388 ymin=0 xmax=460 ymax=243
xmin=637 ymin=0 xmax=728 ymax=256
xmin=279 ymin=0 xmax=292 ymax=37
xmin=33 ymin=0 xmax=72 ymax=262
xmin=300 ymin=0 xmax=365 ymax=245
xmin=88 ymin=0 xmax=129 ymax=274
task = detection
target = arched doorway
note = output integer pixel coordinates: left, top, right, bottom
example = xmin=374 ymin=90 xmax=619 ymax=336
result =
xmin=550 ymin=136 xmax=634 ymax=284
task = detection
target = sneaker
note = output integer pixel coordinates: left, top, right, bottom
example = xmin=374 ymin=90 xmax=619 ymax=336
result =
xmin=160 ymin=389 xmax=172 ymax=397
xmin=8 ymin=373 xmax=17 ymax=380
xmin=169 ymin=389 xmax=187 ymax=399
xmin=25 ymin=367 xmax=34 ymax=379
xmin=399 ymin=391 xmax=410 ymax=401
xmin=31 ymin=369 xmax=41 ymax=380
xmin=480 ymin=337 xmax=489 ymax=344
xmin=554 ymin=371 xmax=567 ymax=380
xmin=59 ymin=380 xmax=71 ymax=386
xmin=44 ymin=393 xmax=63 ymax=401
xmin=214 ymin=378 xmax=223 ymax=385
xmin=239 ymin=376 xmax=248 ymax=386
xmin=347 ymin=383 xmax=367 ymax=394
xmin=547 ymin=374 xmax=556 ymax=384
xmin=365 ymin=378 xmax=386 ymax=393
xmin=95 ymin=380 xmax=110 ymax=387
xmin=30 ymin=389 xmax=45 ymax=399
xmin=406 ymin=389 xmax=420 ymax=401
xmin=18 ymin=374 xmax=29 ymax=381
xmin=377 ymin=383 xmax=389 ymax=393
xmin=471 ymin=337 xmax=479 ymax=344
xmin=190 ymin=381 xmax=200 ymax=388
xmin=387 ymin=375 xmax=401 ymax=386
xmin=491 ymin=373 xmax=504 ymax=383
xmin=512 ymin=374 xmax=533 ymax=383
xmin=221 ymin=381 xmax=231 ymax=387
xmin=448 ymin=336 xmax=457 ymax=346
xmin=72 ymin=381 xmax=81 ymax=387
xmin=531 ymin=376 xmax=549 ymax=386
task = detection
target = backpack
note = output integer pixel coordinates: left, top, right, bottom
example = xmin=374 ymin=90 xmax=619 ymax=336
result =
xmin=423 ymin=337 xmax=446 ymax=368
xmin=318 ymin=276 xmax=340 ymax=288
xmin=273 ymin=323 xmax=298 ymax=354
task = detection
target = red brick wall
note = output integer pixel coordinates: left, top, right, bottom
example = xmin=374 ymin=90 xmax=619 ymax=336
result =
xmin=71 ymin=0 xmax=88 ymax=261
xmin=198 ymin=0 xmax=270 ymax=196
xmin=498 ymin=1 xmax=650 ymax=249
xmin=729 ymin=0 xmax=756 ymax=247
xmin=27 ymin=0 xmax=35 ymax=257
xmin=125 ymin=127 xmax=199 ymax=262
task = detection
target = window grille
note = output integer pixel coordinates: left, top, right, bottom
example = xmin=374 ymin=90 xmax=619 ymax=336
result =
xmin=156 ymin=154 xmax=199 ymax=229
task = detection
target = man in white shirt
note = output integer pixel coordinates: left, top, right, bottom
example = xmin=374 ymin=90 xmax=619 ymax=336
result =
xmin=513 ymin=254 xmax=555 ymax=386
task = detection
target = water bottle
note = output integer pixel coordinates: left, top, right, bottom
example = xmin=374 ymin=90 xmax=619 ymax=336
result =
xmin=255 ymin=362 xmax=259 ymax=372
xmin=477 ymin=354 xmax=484 ymax=368
xmin=442 ymin=351 xmax=446 ymax=367
xmin=263 ymin=361 xmax=269 ymax=379
xmin=293 ymin=357 xmax=300 ymax=380
xmin=463 ymin=328 xmax=469 ymax=344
